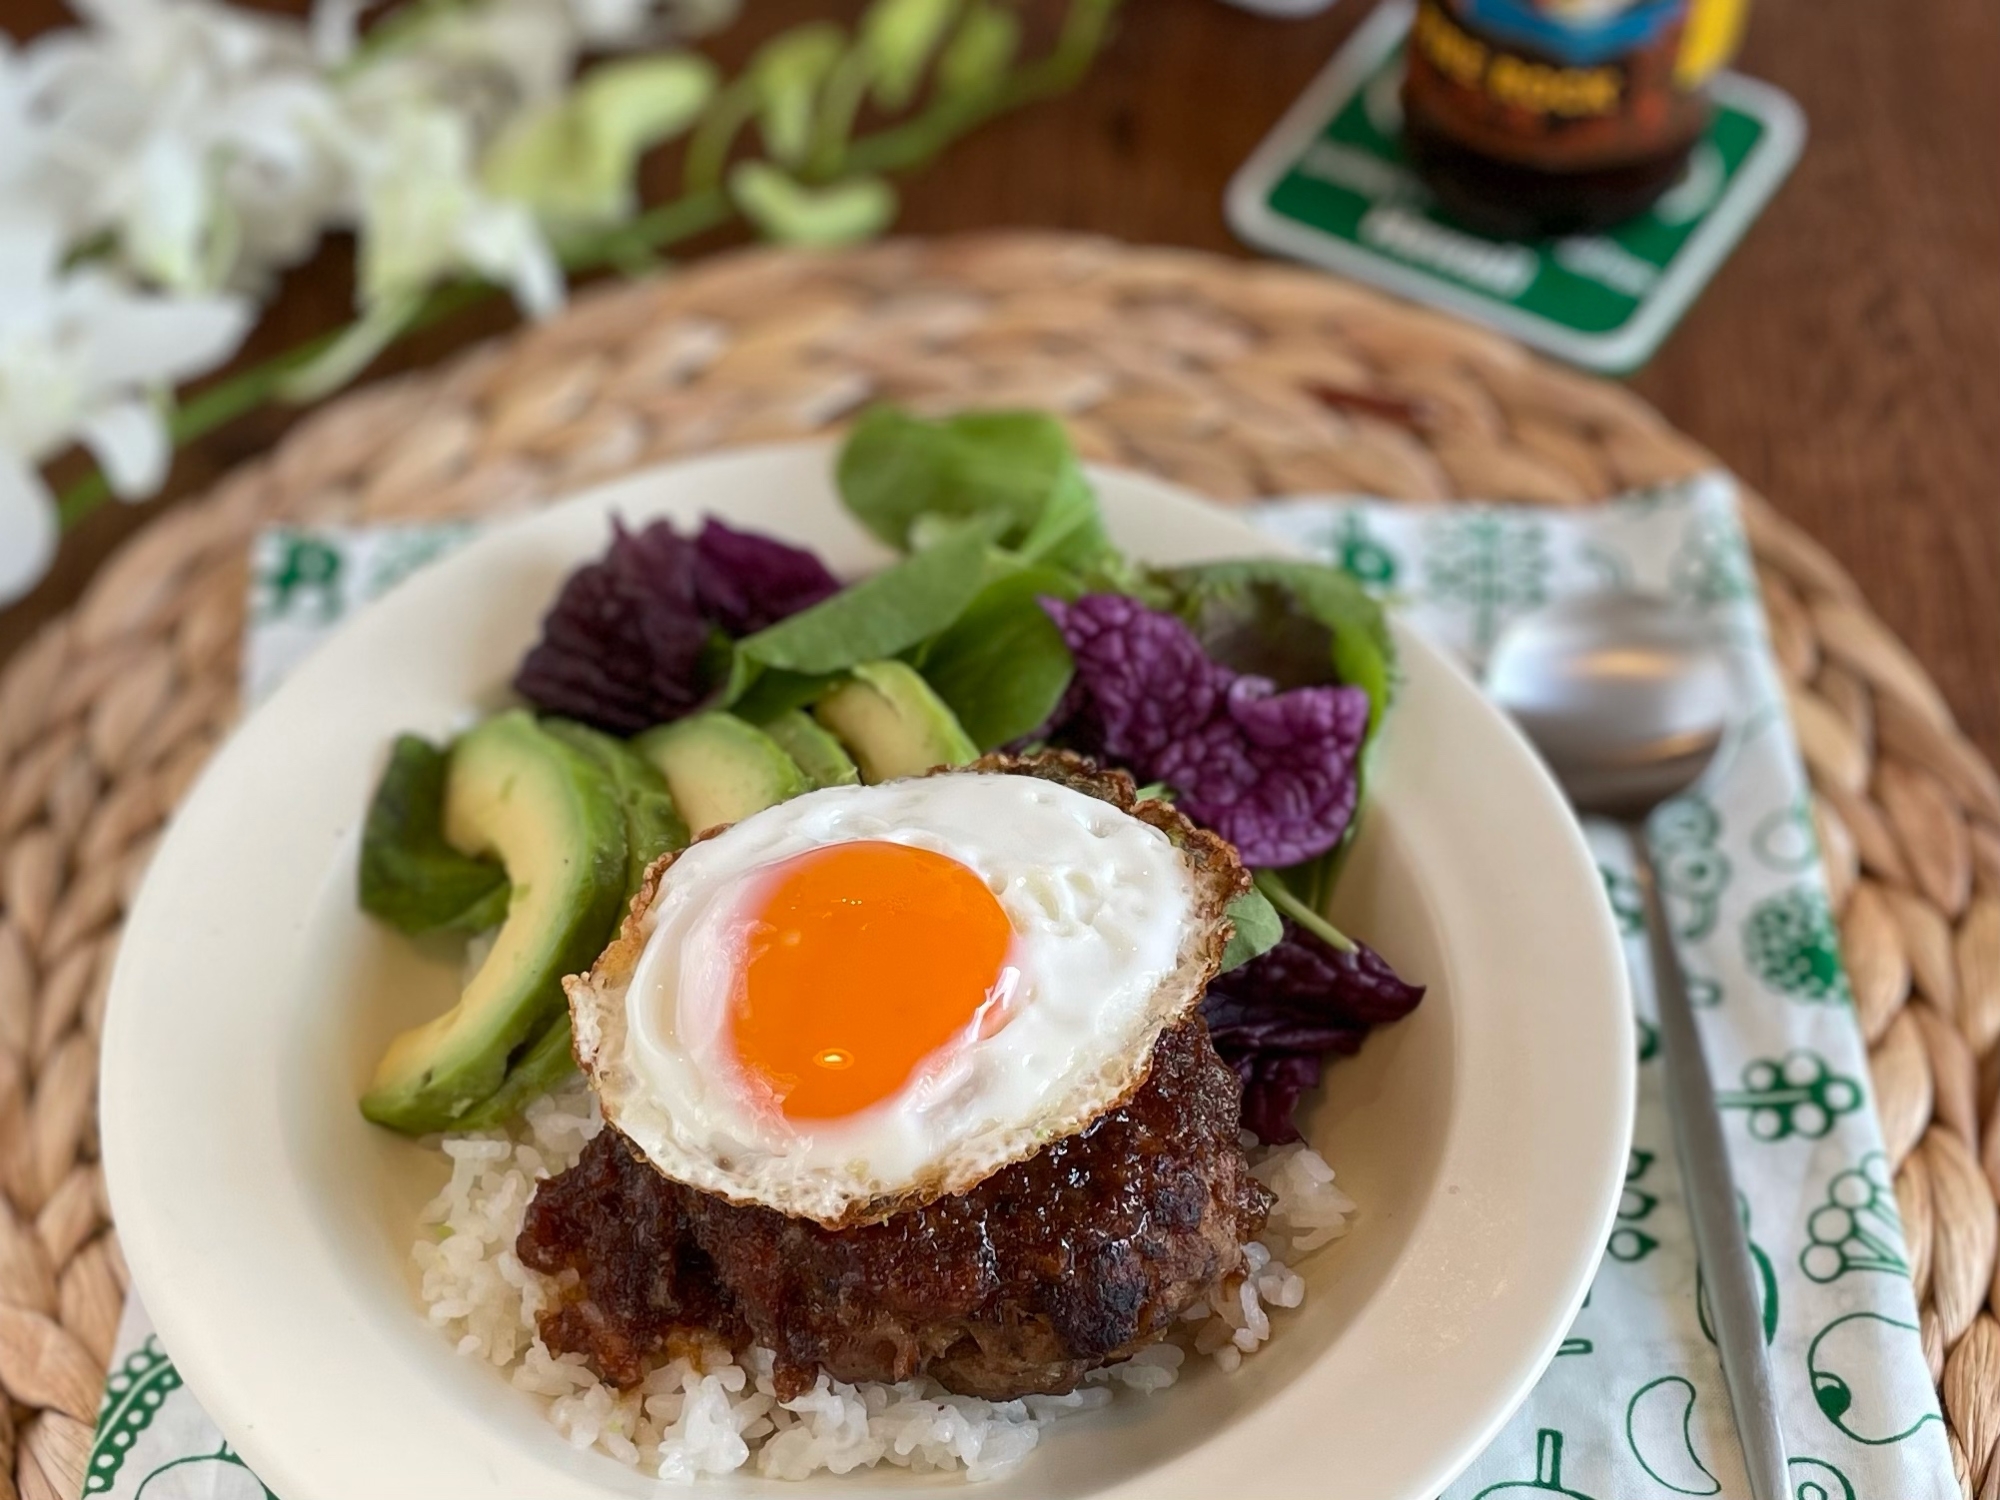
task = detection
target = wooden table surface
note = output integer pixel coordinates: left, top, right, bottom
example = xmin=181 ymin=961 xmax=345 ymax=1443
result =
xmin=5 ymin=0 xmax=1997 ymax=760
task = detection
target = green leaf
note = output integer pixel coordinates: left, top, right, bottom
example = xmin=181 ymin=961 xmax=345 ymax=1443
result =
xmin=916 ymin=565 xmax=1080 ymax=749
xmin=835 ymin=405 xmax=1111 ymax=569
xmin=357 ymin=735 xmax=510 ymax=936
xmin=738 ymin=528 xmax=990 ymax=674
xmin=938 ymin=1 xmax=1021 ymax=96
xmin=730 ymin=162 xmax=899 ymax=246
xmin=863 ymin=0 xmax=962 ymax=108
xmin=751 ymin=22 xmax=847 ymax=165
xmin=726 ymin=665 xmax=845 ymax=721
xmin=1219 ymin=887 xmax=1283 ymax=972
xmin=484 ymin=54 xmax=717 ymax=227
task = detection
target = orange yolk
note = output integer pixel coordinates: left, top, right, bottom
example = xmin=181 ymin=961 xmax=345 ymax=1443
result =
xmin=729 ymin=841 xmax=1014 ymax=1121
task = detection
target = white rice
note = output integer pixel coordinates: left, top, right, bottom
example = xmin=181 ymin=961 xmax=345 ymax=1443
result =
xmin=413 ymin=1087 xmax=1355 ymax=1482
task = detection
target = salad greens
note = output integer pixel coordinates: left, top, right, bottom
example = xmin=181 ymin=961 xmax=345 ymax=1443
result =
xmin=913 ymin=564 xmax=1081 ymax=750
xmin=835 ymin=406 xmax=1112 ymax=571
xmin=358 ymin=736 xmax=510 ymax=936
xmin=1163 ymin=559 xmax=1396 ymax=906
xmin=1220 ymin=888 xmax=1284 ymax=973
xmin=1165 ymin=560 xmax=1393 ymax=732
xmin=727 ymin=666 xmax=846 ymax=723
xmin=358 ymin=402 xmax=1416 ymax=1138
xmin=734 ymin=525 xmax=991 ymax=674
xmin=1253 ymin=869 xmax=1356 ymax=955
xmin=1040 ymin=593 xmax=1370 ymax=869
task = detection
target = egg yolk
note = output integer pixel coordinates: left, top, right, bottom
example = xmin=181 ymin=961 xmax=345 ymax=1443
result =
xmin=729 ymin=841 xmax=1014 ymax=1121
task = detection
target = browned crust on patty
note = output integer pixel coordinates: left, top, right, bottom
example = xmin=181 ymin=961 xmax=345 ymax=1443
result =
xmin=522 ymin=1017 xmax=1272 ymax=1399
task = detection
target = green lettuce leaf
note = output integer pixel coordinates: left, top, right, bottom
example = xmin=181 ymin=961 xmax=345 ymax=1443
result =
xmin=736 ymin=526 xmax=990 ymax=674
xmin=836 ymin=405 xmax=1111 ymax=571
xmin=1219 ymin=887 xmax=1283 ymax=973
xmin=1161 ymin=558 xmax=1393 ymax=727
xmin=914 ymin=564 xmax=1081 ymax=749
xmin=357 ymin=736 xmax=509 ymax=936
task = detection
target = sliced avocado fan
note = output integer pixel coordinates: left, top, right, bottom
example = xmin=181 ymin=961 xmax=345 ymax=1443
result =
xmin=541 ymin=718 xmax=689 ymax=897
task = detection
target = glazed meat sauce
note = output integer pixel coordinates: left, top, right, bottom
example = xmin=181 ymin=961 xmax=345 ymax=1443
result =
xmin=518 ymin=1019 xmax=1270 ymax=1400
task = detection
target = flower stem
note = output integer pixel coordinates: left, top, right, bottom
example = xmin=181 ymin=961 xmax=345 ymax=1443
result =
xmin=807 ymin=44 xmax=876 ymax=178
xmin=55 ymin=279 xmax=491 ymax=529
xmin=52 ymin=0 xmax=1122 ymax=535
xmin=683 ymin=76 xmax=761 ymax=194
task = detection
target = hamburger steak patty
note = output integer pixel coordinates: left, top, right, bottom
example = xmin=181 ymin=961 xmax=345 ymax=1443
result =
xmin=518 ymin=1018 xmax=1271 ymax=1400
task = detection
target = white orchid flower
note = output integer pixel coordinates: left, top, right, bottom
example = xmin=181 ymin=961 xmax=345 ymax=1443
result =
xmin=339 ymin=0 xmax=581 ymax=144
xmin=0 ymin=207 xmax=251 ymax=602
xmin=0 ymin=0 xmax=767 ymax=607
xmin=346 ymin=102 xmax=563 ymax=319
xmin=21 ymin=0 xmax=346 ymax=296
xmin=0 ymin=39 xmax=102 ymax=244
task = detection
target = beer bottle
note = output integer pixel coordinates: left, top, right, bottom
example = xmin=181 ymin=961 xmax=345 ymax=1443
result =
xmin=1400 ymin=0 xmax=1747 ymax=239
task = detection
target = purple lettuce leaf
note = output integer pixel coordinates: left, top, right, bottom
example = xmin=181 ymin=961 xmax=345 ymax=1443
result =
xmin=1230 ymin=1055 xmax=1328 ymax=1152
xmin=1202 ymin=919 xmax=1425 ymax=1144
xmin=514 ymin=520 xmax=711 ymax=735
xmin=514 ymin=516 xmax=842 ymax=735
xmin=693 ymin=517 xmax=841 ymax=635
xmin=1041 ymin=593 xmax=1370 ymax=866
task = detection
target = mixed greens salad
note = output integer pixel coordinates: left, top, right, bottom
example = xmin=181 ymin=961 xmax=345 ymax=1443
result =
xmin=356 ymin=406 xmax=1421 ymax=1145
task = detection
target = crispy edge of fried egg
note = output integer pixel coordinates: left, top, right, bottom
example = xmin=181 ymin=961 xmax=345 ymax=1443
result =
xmin=564 ymin=752 xmax=1250 ymax=1229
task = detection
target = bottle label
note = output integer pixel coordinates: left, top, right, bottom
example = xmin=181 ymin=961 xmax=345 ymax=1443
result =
xmin=1406 ymin=0 xmax=1741 ymax=170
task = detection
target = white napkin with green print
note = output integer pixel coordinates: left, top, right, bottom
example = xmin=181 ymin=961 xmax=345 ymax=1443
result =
xmin=1253 ymin=483 xmax=1954 ymax=1500
xmin=88 ymin=479 xmax=1955 ymax=1500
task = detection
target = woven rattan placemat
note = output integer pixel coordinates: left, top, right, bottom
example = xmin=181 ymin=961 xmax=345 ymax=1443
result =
xmin=2 ymin=232 xmax=1996 ymax=1500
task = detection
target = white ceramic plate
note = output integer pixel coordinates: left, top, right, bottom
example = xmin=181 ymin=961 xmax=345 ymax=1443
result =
xmin=102 ymin=445 xmax=1632 ymax=1500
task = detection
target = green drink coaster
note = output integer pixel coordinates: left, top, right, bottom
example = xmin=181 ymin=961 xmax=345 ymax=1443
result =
xmin=1226 ymin=0 xmax=1805 ymax=374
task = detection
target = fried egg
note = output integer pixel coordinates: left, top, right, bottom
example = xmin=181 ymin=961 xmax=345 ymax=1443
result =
xmin=568 ymin=763 xmax=1241 ymax=1227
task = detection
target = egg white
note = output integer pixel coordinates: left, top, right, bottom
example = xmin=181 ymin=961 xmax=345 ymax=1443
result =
xmin=569 ymin=773 xmax=1204 ymax=1226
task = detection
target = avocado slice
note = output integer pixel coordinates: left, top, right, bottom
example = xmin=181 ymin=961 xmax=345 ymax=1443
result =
xmin=452 ymin=1012 xmax=579 ymax=1131
xmin=541 ymin=718 xmax=689 ymax=897
xmin=632 ymin=712 xmax=810 ymax=834
xmin=759 ymin=709 xmax=860 ymax=789
xmin=812 ymin=661 xmax=979 ymax=782
xmin=360 ymin=711 xmax=628 ymax=1134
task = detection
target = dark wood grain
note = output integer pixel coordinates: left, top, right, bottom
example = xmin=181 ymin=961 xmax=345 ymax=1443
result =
xmin=5 ymin=0 xmax=1997 ymax=762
